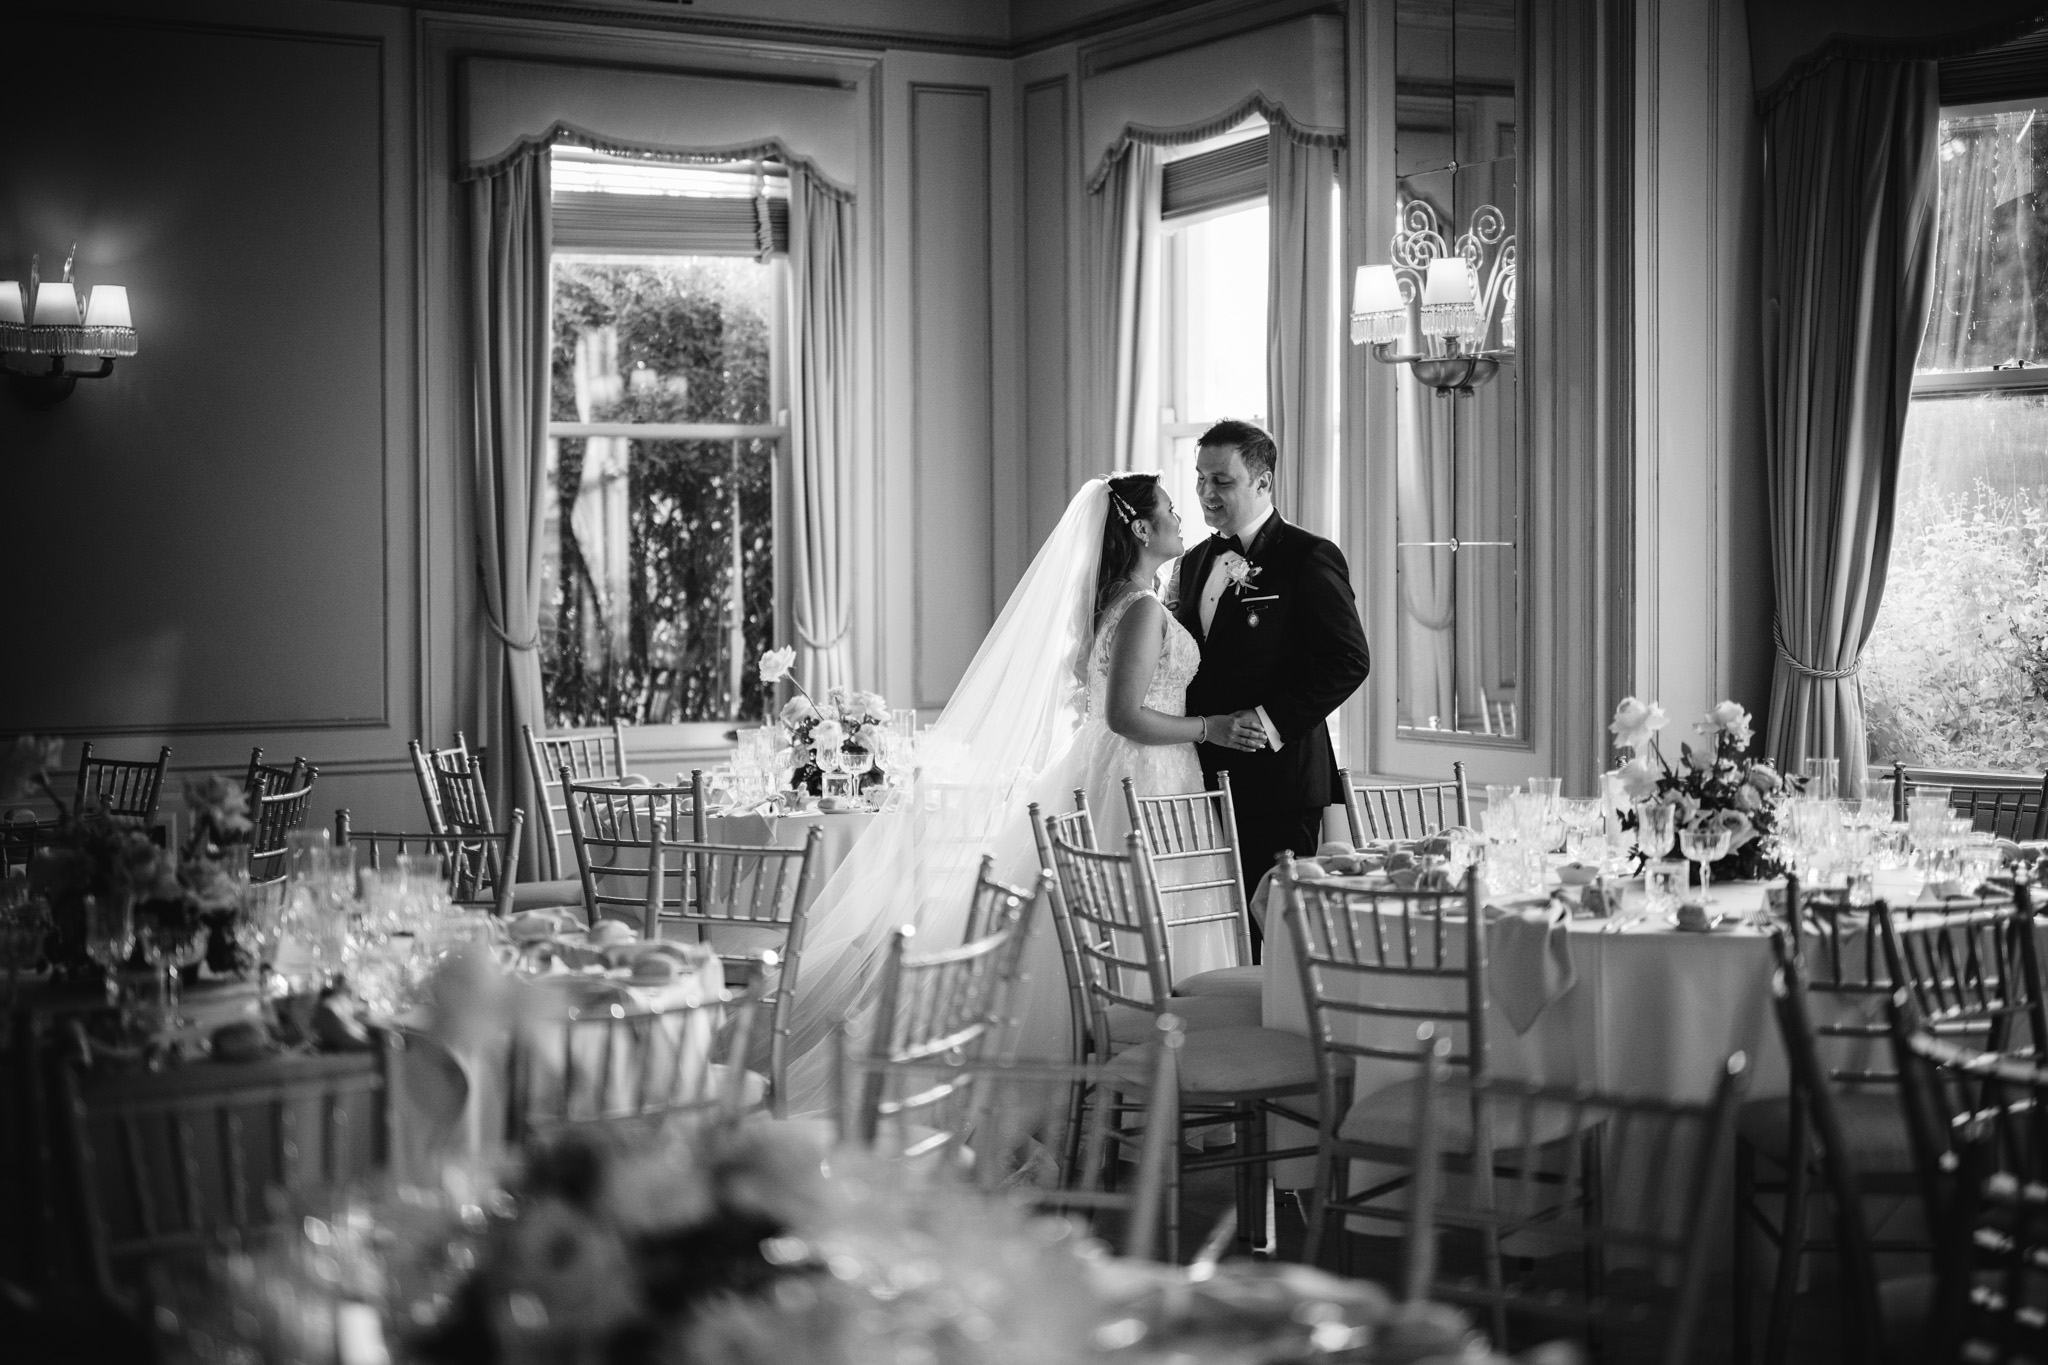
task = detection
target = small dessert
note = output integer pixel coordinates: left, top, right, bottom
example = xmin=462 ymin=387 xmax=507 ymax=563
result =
xmin=1676 ymin=901 xmax=1713 ymax=932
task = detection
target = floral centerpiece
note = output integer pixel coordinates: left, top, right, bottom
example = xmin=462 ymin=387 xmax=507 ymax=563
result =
xmin=756 ymin=647 xmax=891 ymax=797
xmin=7 ymin=737 xmax=258 ymax=979
xmin=1609 ymin=697 xmax=1786 ymax=883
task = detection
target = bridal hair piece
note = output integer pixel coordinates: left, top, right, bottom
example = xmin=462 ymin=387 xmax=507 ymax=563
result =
xmin=1107 ymin=485 xmax=1143 ymax=529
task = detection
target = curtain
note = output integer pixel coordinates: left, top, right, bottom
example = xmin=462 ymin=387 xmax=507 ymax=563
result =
xmin=1087 ymin=141 xmax=1162 ymax=469
xmin=1267 ymin=135 xmax=1340 ymax=538
xmin=1761 ymin=58 xmax=1939 ymax=798
xmin=787 ymin=165 xmax=856 ymax=692
xmin=466 ymin=147 xmax=553 ymax=869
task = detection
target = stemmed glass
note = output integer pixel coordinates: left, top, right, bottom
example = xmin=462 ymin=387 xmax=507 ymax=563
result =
xmin=1635 ymin=801 xmax=1677 ymax=862
xmin=84 ymin=894 xmax=135 ymax=1008
xmin=137 ymin=911 xmax=197 ymax=1027
xmin=1678 ymin=821 xmax=1734 ymax=901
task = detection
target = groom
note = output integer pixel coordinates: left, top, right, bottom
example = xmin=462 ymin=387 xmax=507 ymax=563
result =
xmin=1172 ymin=420 xmax=1372 ymax=918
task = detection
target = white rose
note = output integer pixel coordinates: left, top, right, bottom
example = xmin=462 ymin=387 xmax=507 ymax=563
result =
xmin=1609 ymin=696 xmax=1669 ymax=753
xmin=812 ymin=720 xmax=845 ymax=753
xmin=1696 ymin=700 xmax=1754 ymax=749
xmin=780 ymin=696 xmax=818 ymax=726
xmin=755 ymin=646 xmax=797 ymax=686
xmin=1617 ymin=755 xmax=1662 ymax=803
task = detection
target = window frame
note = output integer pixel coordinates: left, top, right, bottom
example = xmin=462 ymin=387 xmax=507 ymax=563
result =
xmin=541 ymin=240 xmax=794 ymax=750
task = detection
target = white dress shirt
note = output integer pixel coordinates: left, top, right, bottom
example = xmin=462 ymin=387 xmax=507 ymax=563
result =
xmin=1198 ymin=505 xmax=1284 ymax=751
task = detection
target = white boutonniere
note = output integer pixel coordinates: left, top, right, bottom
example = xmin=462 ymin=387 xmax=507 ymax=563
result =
xmin=1223 ymin=554 xmax=1261 ymax=594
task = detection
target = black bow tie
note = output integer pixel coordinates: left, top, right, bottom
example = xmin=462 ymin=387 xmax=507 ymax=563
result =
xmin=1212 ymin=534 xmax=1244 ymax=555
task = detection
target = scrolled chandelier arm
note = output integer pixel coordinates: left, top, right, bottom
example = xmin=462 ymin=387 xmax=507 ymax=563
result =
xmin=1 ymin=243 xmax=139 ymax=410
xmin=1350 ymin=197 xmax=1516 ymax=396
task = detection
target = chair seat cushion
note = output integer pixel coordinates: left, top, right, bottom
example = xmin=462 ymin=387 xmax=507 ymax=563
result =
xmin=511 ymin=878 xmax=588 ymax=914
xmin=1106 ymin=994 xmax=1261 ymax=1045
xmin=1340 ymin=1077 xmax=1595 ymax=1152
xmin=1105 ymin=1026 xmax=1318 ymax=1098
xmin=1175 ymin=966 xmax=1264 ymax=1000
xmin=1737 ymin=1089 xmax=1913 ymax=1171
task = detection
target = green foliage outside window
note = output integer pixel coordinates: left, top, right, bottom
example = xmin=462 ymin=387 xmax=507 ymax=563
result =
xmin=543 ymin=258 xmax=779 ymax=727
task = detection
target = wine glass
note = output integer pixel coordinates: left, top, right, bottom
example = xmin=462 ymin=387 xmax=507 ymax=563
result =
xmin=1635 ymin=801 xmax=1677 ymax=862
xmin=137 ymin=912 xmax=196 ymax=1028
xmin=1678 ymin=821 xmax=1734 ymax=901
xmin=84 ymin=893 xmax=135 ymax=1008
xmin=1800 ymin=757 xmax=1841 ymax=801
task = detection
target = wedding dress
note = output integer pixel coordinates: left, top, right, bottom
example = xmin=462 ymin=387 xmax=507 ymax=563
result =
xmin=777 ymin=480 xmax=1237 ymax=1116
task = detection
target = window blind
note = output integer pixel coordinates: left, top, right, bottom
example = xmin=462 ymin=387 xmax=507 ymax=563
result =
xmin=1942 ymin=27 xmax=2048 ymax=106
xmin=552 ymin=190 xmax=789 ymax=256
xmin=1161 ymin=135 xmax=1269 ymax=221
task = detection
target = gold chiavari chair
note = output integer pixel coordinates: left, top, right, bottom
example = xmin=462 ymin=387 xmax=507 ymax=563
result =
xmin=1122 ymin=774 xmax=1260 ymax=1001
xmin=246 ymin=777 xmax=316 ymax=889
xmin=333 ymin=808 xmax=526 ymax=918
xmin=1337 ymin=762 xmax=1470 ymax=844
xmin=413 ymin=737 xmax=584 ymax=913
xmin=62 ymin=1030 xmax=403 ymax=1303
xmin=1278 ymin=854 xmax=1601 ymax=1300
xmin=505 ymin=971 xmax=769 ymax=1145
xmin=1401 ymin=1026 xmax=1750 ymax=1365
xmin=558 ymin=774 xmax=692 ymax=926
xmin=72 ymin=743 xmax=171 ymax=825
xmin=242 ymin=746 xmax=316 ymax=801
xmin=1049 ymin=826 xmax=1316 ymax=1261
xmin=1888 ymin=760 xmax=2048 ymax=840
xmin=522 ymin=721 xmax=629 ymax=881
xmin=831 ymin=1016 xmax=1184 ymax=1260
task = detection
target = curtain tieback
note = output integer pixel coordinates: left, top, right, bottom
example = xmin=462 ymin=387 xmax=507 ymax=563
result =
xmin=795 ymin=605 xmax=850 ymax=652
xmin=1773 ymin=619 xmax=1859 ymax=680
xmin=486 ymin=611 xmax=540 ymax=653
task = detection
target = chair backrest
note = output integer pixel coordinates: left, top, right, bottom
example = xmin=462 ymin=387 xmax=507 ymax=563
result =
xmin=505 ymin=975 xmax=765 ymax=1145
xmin=643 ymin=825 xmax=822 ymax=1117
xmin=1404 ymin=1028 xmax=1748 ymax=1365
xmin=523 ymin=722 xmax=629 ymax=880
xmin=558 ymin=775 xmax=693 ymax=925
xmin=1875 ymin=885 xmax=2047 ymax=1063
xmin=1888 ymin=995 xmax=2048 ymax=1365
xmin=1120 ymin=773 xmax=1254 ymax=981
xmin=1338 ymin=762 xmax=1469 ymax=844
xmin=72 ymin=743 xmax=171 ymax=825
xmin=1028 ymin=797 xmax=1095 ymax=1065
xmin=1890 ymin=761 xmax=2048 ymax=840
xmin=333 ymin=808 xmax=526 ymax=918
xmin=247 ymin=778 xmax=316 ymax=884
xmin=1039 ymin=824 xmax=1175 ymax=1061
xmin=832 ymin=1017 xmax=1184 ymax=1259
xmin=410 ymin=735 xmax=496 ymax=838
xmin=243 ymin=747 xmax=316 ymax=802
xmin=62 ymin=1034 xmax=401 ymax=1301
xmin=1775 ymin=880 xmax=1911 ymax=1087
xmin=1278 ymin=856 xmax=1490 ymax=1097
xmin=860 ymin=860 xmax=1043 ymax=1139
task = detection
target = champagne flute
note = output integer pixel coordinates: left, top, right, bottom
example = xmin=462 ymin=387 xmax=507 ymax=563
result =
xmin=85 ymin=894 xmax=135 ymax=1008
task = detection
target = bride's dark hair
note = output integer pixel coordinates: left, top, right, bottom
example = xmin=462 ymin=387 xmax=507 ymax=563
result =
xmin=1093 ymin=473 xmax=1165 ymax=627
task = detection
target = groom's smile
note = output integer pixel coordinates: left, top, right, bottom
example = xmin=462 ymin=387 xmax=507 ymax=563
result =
xmin=1194 ymin=441 xmax=1273 ymax=539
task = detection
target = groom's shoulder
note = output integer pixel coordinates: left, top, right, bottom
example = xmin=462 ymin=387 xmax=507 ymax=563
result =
xmin=1271 ymin=519 xmax=1347 ymax=567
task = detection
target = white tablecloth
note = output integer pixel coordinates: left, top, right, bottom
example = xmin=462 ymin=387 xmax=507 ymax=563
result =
xmin=1259 ymin=872 xmax=1929 ymax=1187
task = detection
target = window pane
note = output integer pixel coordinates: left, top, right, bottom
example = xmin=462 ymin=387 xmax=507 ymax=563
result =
xmin=1864 ymin=390 xmax=2048 ymax=770
xmin=1917 ymin=105 xmax=2048 ymax=373
xmin=542 ymin=436 xmax=777 ymax=727
xmin=1163 ymin=203 xmax=1268 ymax=523
xmin=551 ymin=257 xmax=775 ymax=424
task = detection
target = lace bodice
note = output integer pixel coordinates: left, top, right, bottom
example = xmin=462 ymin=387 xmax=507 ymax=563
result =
xmin=1084 ymin=589 xmax=1202 ymax=724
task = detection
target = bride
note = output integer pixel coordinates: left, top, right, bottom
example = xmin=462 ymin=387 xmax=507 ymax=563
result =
xmin=778 ymin=475 xmax=1260 ymax=1114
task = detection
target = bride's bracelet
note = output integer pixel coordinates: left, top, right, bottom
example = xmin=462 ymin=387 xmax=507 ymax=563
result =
xmin=1198 ymin=715 xmax=1211 ymax=744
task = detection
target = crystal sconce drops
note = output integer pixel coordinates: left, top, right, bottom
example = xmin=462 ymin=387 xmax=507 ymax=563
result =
xmin=1350 ymin=198 xmax=1516 ymax=396
xmin=2 ymin=244 xmax=139 ymax=409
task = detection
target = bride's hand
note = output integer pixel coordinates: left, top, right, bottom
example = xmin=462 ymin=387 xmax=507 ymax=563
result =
xmin=1203 ymin=713 xmax=1266 ymax=752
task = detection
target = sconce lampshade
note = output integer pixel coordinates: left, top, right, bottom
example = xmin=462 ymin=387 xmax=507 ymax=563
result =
xmin=0 ymin=282 xmax=24 ymax=352
xmin=1419 ymin=259 xmax=1478 ymax=341
xmin=82 ymin=285 xmax=139 ymax=357
xmin=1349 ymin=265 xmax=1408 ymax=346
xmin=28 ymin=282 xmax=84 ymax=355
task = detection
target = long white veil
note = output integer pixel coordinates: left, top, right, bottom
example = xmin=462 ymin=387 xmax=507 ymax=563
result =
xmin=779 ymin=480 xmax=1112 ymax=1114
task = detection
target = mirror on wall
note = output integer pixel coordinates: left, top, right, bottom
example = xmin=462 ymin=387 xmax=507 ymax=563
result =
xmin=1391 ymin=0 xmax=1522 ymax=740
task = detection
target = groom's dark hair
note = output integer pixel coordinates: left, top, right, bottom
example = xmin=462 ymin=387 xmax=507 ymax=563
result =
xmin=1197 ymin=419 xmax=1277 ymax=482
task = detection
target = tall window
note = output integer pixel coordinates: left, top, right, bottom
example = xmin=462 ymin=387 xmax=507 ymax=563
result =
xmin=542 ymin=148 xmax=789 ymax=728
xmin=1159 ymin=129 xmax=1269 ymax=520
xmin=1864 ymin=101 xmax=2048 ymax=772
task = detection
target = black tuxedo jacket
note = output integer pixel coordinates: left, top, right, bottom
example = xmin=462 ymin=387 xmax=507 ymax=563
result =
xmin=1172 ymin=513 xmax=1372 ymax=811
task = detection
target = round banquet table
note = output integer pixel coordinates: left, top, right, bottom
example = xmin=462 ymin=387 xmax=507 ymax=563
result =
xmin=1258 ymin=869 xmax=1933 ymax=1189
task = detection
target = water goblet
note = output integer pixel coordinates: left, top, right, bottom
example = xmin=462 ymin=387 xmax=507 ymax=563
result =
xmin=1678 ymin=822 xmax=1734 ymax=900
xmin=1800 ymin=757 xmax=1840 ymax=801
xmin=85 ymin=893 xmax=135 ymax=1008
xmin=1636 ymin=801 xmax=1677 ymax=862
xmin=137 ymin=912 xmax=197 ymax=1028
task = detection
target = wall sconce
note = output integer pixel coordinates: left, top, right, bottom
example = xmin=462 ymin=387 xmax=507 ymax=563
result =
xmin=2 ymin=246 xmax=138 ymax=410
xmin=1350 ymin=199 xmax=1514 ymax=397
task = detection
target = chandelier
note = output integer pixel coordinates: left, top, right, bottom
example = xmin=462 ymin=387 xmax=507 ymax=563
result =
xmin=1350 ymin=197 xmax=1515 ymax=396
xmin=1 ymin=244 xmax=139 ymax=409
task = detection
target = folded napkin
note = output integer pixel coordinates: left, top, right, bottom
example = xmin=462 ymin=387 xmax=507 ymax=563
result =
xmin=1486 ymin=899 xmax=1577 ymax=1034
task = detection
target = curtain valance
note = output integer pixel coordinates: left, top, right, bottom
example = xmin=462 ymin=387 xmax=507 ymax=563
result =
xmin=1082 ymin=14 xmax=1345 ymax=191
xmin=459 ymin=57 xmax=858 ymax=194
